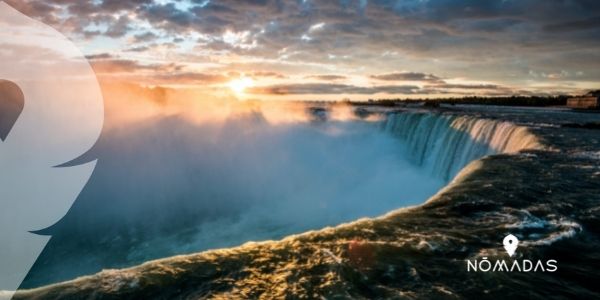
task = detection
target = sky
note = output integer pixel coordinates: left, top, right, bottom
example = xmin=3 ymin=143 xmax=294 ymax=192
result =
xmin=4 ymin=0 xmax=600 ymax=101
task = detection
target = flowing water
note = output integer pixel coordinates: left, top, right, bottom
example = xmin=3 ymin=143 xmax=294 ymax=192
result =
xmin=13 ymin=105 xmax=600 ymax=299
xmin=382 ymin=112 xmax=541 ymax=180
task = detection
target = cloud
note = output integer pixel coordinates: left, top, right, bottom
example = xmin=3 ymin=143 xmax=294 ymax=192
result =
xmin=84 ymin=53 xmax=228 ymax=85
xmin=151 ymin=72 xmax=229 ymax=84
xmin=4 ymin=0 xmax=61 ymax=26
xmin=5 ymin=0 xmax=600 ymax=96
xmin=247 ymin=83 xmax=420 ymax=95
xmin=431 ymin=83 xmax=501 ymax=90
xmin=124 ymin=46 xmax=151 ymax=52
xmin=250 ymin=71 xmax=287 ymax=79
xmin=543 ymin=17 xmax=600 ymax=33
xmin=305 ymin=75 xmax=347 ymax=81
xmin=105 ymin=15 xmax=131 ymax=38
xmin=370 ymin=72 xmax=443 ymax=82
xmin=86 ymin=54 xmax=183 ymax=76
xmin=90 ymin=60 xmax=160 ymax=73
xmin=308 ymin=22 xmax=325 ymax=32
xmin=133 ymin=31 xmax=159 ymax=43
xmin=85 ymin=53 xmax=113 ymax=60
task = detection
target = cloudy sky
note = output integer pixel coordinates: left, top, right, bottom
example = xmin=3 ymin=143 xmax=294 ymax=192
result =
xmin=5 ymin=0 xmax=600 ymax=100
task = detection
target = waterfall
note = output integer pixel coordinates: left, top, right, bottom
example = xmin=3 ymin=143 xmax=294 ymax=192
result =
xmin=382 ymin=112 xmax=542 ymax=181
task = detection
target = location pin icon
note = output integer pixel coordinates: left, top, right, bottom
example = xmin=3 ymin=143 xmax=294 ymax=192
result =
xmin=0 ymin=79 xmax=24 ymax=141
xmin=503 ymin=234 xmax=519 ymax=257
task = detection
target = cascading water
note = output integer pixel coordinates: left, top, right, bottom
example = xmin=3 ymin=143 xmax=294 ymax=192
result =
xmin=382 ymin=112 xmax=542 ymax=180
xmin=15 ymin=107 xmax=599 ymax=300
xmin=20 ymin=109 xmax=544 ymax=289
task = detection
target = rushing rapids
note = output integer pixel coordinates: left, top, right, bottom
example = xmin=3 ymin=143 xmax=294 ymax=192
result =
xmin=12 ymin=105 xmax=600 ymax=299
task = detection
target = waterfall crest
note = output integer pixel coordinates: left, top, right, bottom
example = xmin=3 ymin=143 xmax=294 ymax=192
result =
xmin=383 ymin=112 xmax=542 ymax=180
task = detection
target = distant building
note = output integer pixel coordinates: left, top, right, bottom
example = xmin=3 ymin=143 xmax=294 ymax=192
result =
xmin=567 ymin=91 xmax=600 ymax=109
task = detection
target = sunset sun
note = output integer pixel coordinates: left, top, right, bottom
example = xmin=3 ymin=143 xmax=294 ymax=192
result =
xmin=228 ymin=77 xmax=254 ymax=95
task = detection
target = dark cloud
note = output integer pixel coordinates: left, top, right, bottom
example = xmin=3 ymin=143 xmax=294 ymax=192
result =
xmin=451 ymin=18 xmax=523 ymax=33
xmin=543 ymin=16 xmax=600 ymax=33
xmin=133 ymin=31 xmax=159 ymax=43
xmin=247 ymin=83 xmax=420 ymax=95
xmin=124 ymin=46 xmax=151 ymax=52
xmin=141 ymin=2 xmax=197 ymax=28
xmin=306 ymin=75 xmax=348 ymax=81
xmin=5 ymin=0 xmax=600 ymax=95
xmin=105 ymin=15 xmax=131 ymax=38
xmin=430 ymin=83 xmax=501 ymax=90
xmin=4 ymin=0 xmax=61 ymax=26
xmin=370 ymin=72 xmax=443 ymax=82
xmin=99 ymin=0 xmax=148 ymax=12
xmin=85 ymin=53 xmax=113 ymax=60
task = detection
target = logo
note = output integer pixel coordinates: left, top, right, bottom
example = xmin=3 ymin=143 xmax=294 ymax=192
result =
xmin=503 ymin=234 xmax=518 ymax=257
xmin=466 ymin=234 xmax=558 ymax=273
xmin=0 ymin=2 xmax=103 ymax=297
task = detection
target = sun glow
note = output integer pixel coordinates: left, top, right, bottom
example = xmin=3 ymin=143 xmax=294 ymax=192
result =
xmin=228 ymin=77 xmax=254 ymax=95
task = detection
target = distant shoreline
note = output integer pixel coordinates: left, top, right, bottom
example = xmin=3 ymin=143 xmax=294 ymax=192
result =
xmin=351 ymin=95 xmax=570 ymax=107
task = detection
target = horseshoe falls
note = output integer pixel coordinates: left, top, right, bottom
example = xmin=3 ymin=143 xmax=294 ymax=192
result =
xmin=382 ymin=112 xmax=542 ymax=180
xmin=18 ymin=107 xmax=552 ymax=294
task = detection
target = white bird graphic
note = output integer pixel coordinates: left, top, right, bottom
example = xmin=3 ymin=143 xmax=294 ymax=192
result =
xmin=0 ymin=2 xmax=103 ymax=298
